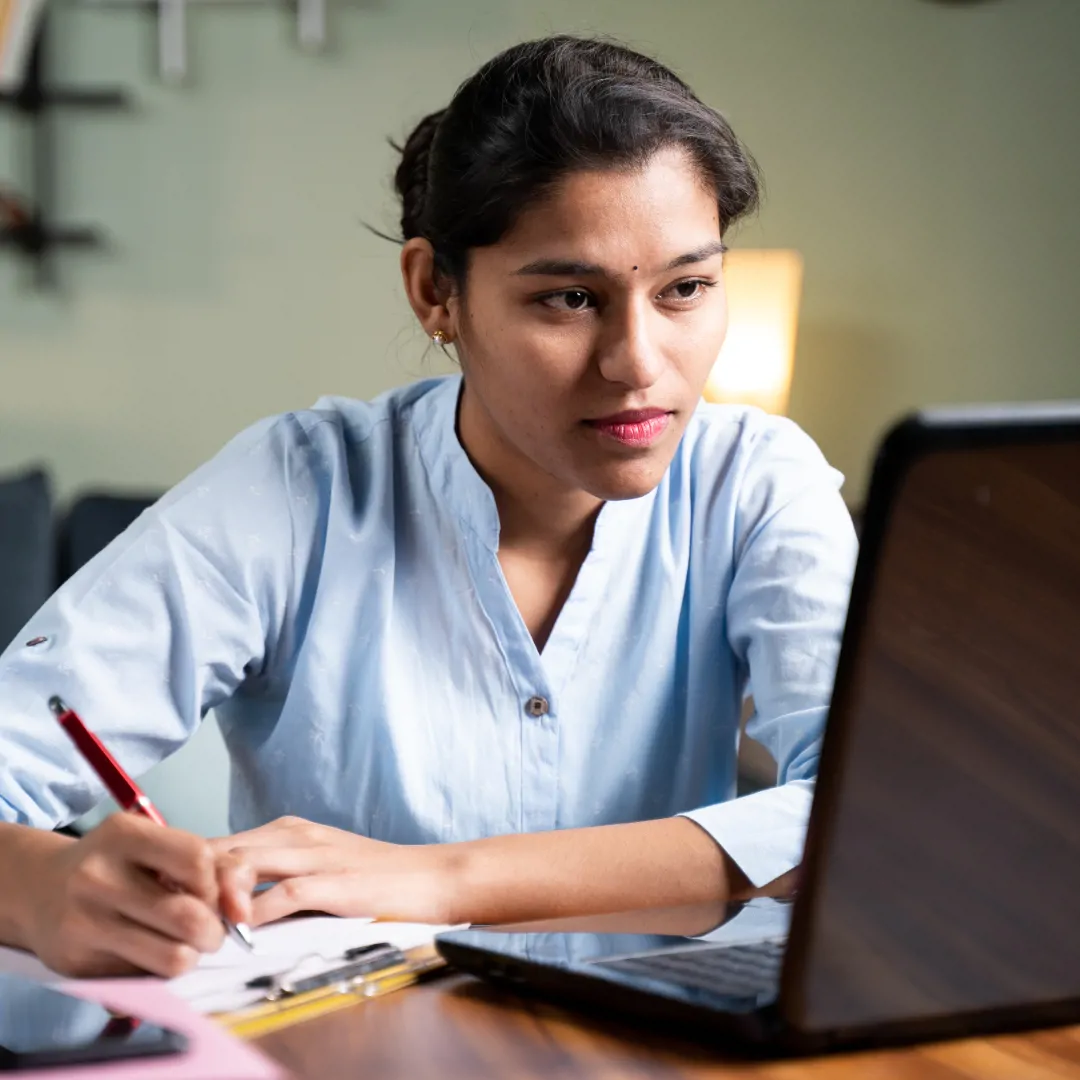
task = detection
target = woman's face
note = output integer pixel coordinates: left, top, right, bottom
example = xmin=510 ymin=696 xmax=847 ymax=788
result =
xmin=451 ymin=146 xmax=729 ymax=503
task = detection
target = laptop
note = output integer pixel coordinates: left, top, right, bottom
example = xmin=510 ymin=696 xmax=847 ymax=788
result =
xmin=436 ymin=402 xmax=1080 ymax=1054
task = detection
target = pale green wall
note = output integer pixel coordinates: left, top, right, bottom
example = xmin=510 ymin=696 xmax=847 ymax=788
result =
xmin=4 ymin=0 xmax=1080 ymax=834
xmin=4 ymin=0 xmax=1079 ymax=504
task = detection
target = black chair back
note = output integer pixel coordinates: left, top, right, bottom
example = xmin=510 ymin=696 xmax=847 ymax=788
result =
xmin=0 ymin=466 xmax=53 ymax=651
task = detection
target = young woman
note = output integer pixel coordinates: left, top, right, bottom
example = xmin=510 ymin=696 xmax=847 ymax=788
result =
xmin=0 ymin=36 xmax=856 ymax=978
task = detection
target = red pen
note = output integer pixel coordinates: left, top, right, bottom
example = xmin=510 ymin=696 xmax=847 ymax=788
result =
xmin=49 ymin=695 xmax=254 ymax=952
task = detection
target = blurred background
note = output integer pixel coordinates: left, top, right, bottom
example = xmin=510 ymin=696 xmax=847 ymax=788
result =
xmin=2 ymin=0 xmax=1079 ymax=835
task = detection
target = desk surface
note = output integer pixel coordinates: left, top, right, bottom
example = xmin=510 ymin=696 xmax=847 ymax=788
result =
xmin=251 ymin=905 xmax=1080 ymax=1079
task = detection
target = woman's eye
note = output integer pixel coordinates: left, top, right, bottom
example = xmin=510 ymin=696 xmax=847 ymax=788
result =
xmin=541 ymin=289 xmax=595 ymax=312
xmin=661 ymin=279 xmax=713 ymax=303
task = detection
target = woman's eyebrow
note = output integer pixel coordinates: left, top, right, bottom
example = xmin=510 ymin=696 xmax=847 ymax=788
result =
xmin=512 ymin=257 xmax=607 ymax=277
xmin=664 ymin=240 xmax=726 ymax=270
xmin=512 ymin=240 xmax=726 ymax=278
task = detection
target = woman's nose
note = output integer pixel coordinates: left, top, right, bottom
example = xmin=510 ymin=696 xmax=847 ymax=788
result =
xmin=596 ymin=300 xmax=664 ymax=390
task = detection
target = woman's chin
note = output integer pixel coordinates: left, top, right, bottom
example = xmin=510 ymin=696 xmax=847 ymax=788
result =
xmin=580 ymin=458 xmax=671 ymax=503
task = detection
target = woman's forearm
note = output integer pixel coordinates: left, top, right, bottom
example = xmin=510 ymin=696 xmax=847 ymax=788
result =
xmin=443 ymin=817 xmax=753 ymax=926
xmin=215 ymin=815 xmax=803 ymax=928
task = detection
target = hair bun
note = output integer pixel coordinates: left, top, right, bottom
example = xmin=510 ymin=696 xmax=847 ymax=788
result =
xmin=394 ymin=109 xmax=446 ymax=241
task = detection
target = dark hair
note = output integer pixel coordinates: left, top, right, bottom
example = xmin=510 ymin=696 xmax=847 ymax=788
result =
xmin=388 ymin=35 xmax=760 ymax=287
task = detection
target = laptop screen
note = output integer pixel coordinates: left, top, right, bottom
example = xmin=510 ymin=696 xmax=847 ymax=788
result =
xmin=787 ymin=430 xmax=1080 ymax=1033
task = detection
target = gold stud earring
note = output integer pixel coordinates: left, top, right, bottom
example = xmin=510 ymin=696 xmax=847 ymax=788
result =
xmin=431 ymin=330 xmax=449 ymax=346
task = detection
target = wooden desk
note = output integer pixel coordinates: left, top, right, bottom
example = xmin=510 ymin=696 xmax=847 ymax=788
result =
xmin=251 ymin=905 xmax=1080 ymax=1079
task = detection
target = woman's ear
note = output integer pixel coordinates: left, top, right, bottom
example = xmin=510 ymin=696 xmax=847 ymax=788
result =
xmin=401 ymin=238 xmax=456 ymax=342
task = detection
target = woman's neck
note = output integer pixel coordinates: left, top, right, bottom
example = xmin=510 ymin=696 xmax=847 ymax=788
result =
xmin=457 ymin=385 xmax=602 ymax=555
xmin=490 ymin=477 xmax=601 ymax=555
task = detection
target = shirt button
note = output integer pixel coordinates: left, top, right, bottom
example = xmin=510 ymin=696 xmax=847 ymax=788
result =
xmin=524 ymin=695 xmax=549 ymax=718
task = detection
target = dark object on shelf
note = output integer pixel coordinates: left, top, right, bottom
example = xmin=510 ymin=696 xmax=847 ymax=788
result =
xmin=0 ymin=15 xmax=128 ymax=288
xmin=0 ymin=187 xmax=32 ymax=229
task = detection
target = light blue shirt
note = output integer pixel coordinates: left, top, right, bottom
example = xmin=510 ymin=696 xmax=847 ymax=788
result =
xmin=0 ymin=376 xmax=857 ymax=887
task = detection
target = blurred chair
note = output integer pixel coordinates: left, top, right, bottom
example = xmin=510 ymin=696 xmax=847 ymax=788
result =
xmin=56 ymin=491 xmax=159 ymax=583
xmin=737 ymin=696 xmax=777 ymax=796
xmin=0 ymin=466 xmax=54 ymax=653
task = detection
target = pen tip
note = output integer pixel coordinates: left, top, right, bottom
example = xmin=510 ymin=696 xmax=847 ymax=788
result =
xmin=48 ymin=696 xmax=66 ymax=717
xmin=234 ymin=922 xmax=256 ymax=951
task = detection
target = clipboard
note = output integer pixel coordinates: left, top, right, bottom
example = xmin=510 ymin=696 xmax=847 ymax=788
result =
xmin=214 ymin=942 xmax=447 ymax=1039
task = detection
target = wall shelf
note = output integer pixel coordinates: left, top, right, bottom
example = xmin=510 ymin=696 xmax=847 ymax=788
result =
xmin=84 ymin=0 xmax=327 ymax=83
xmin=0 ymin=17 xmax=129 ymax=288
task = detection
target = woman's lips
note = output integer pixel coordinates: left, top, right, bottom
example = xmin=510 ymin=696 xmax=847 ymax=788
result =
xmin=585 ymin=408 xmax=672 ymax=448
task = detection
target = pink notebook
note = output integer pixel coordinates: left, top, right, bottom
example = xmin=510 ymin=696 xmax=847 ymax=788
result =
xmin=11 ymin=979 xmax=286 ymax=1080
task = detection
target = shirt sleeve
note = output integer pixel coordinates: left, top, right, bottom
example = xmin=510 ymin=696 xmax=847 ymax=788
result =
xmin=0 ymin=414 xmax=325 ymax=830
xmin=680 ymin=415 xmax=858 ymax=887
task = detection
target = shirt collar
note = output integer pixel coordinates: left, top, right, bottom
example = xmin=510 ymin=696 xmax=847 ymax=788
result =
xmin=411 ymin=375 xmax=501 ymax=550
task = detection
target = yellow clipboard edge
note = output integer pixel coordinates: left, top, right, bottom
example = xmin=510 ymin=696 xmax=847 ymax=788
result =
xmin=215 ymin=943 xmax=447 ymax=1040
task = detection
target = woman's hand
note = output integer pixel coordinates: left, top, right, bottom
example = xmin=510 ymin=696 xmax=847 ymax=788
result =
xmin=8 ymin=815 xmax=254 ymax=978
xmin=211 ymin=815 xmax=793 ymax=932
xmin=211 ymin=817 xmax=458 ymax=926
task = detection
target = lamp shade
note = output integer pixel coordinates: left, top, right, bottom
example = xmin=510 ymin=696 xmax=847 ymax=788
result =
xmin=703 ymin=248 xmax=804 ymax=415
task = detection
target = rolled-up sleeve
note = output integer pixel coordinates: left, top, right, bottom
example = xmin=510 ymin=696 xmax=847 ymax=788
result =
xmin=681 ymin=416 xmax=858 ymax=886
xmin=0 ymin=415 xmax=322 ymax=830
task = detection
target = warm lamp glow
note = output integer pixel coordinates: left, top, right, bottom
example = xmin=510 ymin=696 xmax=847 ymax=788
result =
xmin=704 ymin=249 xmax=804 ymax=415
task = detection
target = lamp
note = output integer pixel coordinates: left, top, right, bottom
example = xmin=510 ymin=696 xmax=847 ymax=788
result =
xmin=703 ymin=249 xmax=804 ymax=415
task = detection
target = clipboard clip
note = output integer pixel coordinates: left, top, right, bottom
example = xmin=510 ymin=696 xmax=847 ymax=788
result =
xmin=221 ymin=941 xmax=448 ymax=1039
xmin=245 ymin=942 xmax=406 ymax=1001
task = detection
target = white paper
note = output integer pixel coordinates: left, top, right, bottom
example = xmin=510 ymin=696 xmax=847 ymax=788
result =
xmin=0 ymin=917 xmax=453 ymax=1014
xmin=168 ymin=917 xmax=452 ymax=1014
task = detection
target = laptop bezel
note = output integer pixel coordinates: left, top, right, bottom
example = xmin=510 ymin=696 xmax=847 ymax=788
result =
xmin=780 ymin=403 xmax=1080 ymax=1046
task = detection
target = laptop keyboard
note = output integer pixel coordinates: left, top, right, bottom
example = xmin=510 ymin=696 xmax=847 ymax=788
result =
xmin=593 ymin=938 xmax=786 ymax=997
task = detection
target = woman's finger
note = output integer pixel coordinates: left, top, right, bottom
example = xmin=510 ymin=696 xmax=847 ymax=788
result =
xmin=99 ymin=866 xmax=225 ymax=955
xmin=209 ymin=828 xmax=277 ymax=854
xmin=98 ymin=909 xmax=203 ymax=978
xmin=210 ymin=816 xmax=325 ymax=854
xmin=216 ymin=852 xmax=256 ymax=926
xmin=250 ymin=874 xmax=367 ymax=926
xmin=226 ymin=845 xmax=340 ymax=882
xmin=101 ymin=814 xmax=219 ymax=906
